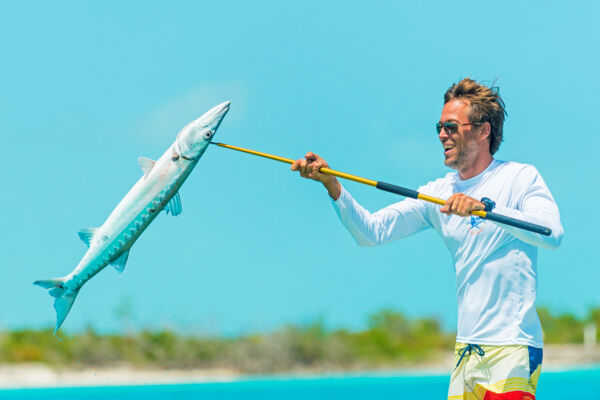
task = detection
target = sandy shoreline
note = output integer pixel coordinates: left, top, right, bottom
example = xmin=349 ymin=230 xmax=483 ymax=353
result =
xmin=2 ymin=344 xmax=599 ymax=390
xmin=0 ymin=365 xmax=240 ymax=389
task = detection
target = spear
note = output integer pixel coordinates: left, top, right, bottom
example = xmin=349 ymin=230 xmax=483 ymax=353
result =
xmin=211 ymin=142 xmax=552 ymax=236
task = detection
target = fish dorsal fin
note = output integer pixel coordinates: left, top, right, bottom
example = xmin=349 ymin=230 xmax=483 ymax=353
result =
xmin=165 ymin=192 xmax=182 ymax=216
xmin=138 ymin=157 xmax=156 ymax=177
xmin=109 ymin=250 xmax=130 ymax=274
xmin=78 ymin=228 xmax=99 ymax=247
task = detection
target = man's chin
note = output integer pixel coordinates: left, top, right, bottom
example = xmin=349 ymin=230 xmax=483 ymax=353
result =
xmin=444 ymin=158 xmax=460 ymax=170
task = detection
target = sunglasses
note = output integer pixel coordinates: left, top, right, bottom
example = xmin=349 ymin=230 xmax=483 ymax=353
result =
xmin=436 ymin=121 xmax=482 ymax=134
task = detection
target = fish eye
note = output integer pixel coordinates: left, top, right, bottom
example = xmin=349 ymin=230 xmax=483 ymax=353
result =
xmin=204 ymin=131 xmax=213 ymax=139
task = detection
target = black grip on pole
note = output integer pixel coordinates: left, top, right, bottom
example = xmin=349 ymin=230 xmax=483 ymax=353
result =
xmin=376 ymin=181 xmax=419 ymax=199
xmin=484 ymin=211 xmax=552 ymax=236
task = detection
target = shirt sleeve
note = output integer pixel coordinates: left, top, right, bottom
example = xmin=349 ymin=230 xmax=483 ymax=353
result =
xmin=491 ymin=167 xmax=563 ymax=249
xmin=331 ymin=185 xmax=431 ymax=247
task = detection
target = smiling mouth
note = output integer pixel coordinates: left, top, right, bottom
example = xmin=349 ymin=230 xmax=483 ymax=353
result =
xmin=444 ymin=145 xmax=455 ymax=155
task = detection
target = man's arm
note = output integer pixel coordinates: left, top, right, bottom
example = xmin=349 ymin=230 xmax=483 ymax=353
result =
xmin=440 ymin=168 xmax=563 ymax=249
xmin=490 ymin=169 xmax=563 ymax=249
xmin=291 ymin=152 xmax=431 ymax=246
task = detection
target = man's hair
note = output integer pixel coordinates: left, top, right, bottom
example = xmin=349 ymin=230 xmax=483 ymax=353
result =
xmin=444 ymin=78 xmax=507 ymax=155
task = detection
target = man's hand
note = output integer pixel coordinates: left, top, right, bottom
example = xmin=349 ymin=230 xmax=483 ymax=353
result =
xmin=291 ymin=152 xmax=341 ymax=200
xmin=440 ymin=193 xmax=485 ymax=217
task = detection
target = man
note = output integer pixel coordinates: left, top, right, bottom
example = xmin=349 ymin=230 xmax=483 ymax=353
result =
xmin=291 ymin=78 xmax=563 ymax=400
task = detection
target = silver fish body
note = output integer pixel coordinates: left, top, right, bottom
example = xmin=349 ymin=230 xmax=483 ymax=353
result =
xmin=35 ymin=101 xmax=231 ymax=332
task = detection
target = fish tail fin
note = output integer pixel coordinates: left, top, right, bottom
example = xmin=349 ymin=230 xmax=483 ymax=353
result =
xmin=34 ymin=278 xmax=80 ymax=333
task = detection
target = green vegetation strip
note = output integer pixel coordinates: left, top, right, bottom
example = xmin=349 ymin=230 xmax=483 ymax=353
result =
xmin=1 ymin=308 xmax=598 ymax=373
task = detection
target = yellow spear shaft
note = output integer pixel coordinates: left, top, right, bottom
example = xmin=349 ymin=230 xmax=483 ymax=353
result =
xmin=211 ymin=142 xmax=552 ymax=236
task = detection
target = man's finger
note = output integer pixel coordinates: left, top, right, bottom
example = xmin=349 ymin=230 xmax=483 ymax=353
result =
xmin=312 ymin=163 xmax=323 ymax=178
xmin=441 ymin=195 xmax=455 ymax=214
xmin=450 ymin=196 xmax=460 ymax=213
xmin=440 ymin=201 xmax=450 ymax=213
xmin=457 ymin=197 xmax=470 ymax=216
xmin=298 ymin=159 xmax=308 ymax=175
xmin=305 ymin=152 xmax=318 ymax=161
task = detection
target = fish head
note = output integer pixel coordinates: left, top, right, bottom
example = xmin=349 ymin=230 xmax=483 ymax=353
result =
xmin=175 ymin=101 xmax=231 ymax=160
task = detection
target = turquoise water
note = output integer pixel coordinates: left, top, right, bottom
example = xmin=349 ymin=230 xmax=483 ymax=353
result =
xmin=2 ymin=368 xmax=599 ymax=399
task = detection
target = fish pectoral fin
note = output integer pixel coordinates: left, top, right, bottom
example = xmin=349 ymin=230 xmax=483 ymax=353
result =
xmin=109 ymin=250 xmax=130 ymax=274
xmin=138 ymin=157 xmax=156 ymax=177
xmin=164 ymin=192 xmax=182 ymax=216
xmin=78 ymin=228 xmax=99 ymax=247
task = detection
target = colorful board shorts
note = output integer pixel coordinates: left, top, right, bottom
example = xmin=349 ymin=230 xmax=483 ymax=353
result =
xmin=448 ymin=342 xmax=543 ymax=400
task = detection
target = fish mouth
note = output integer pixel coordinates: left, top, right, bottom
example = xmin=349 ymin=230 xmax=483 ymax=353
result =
xmin=208 ymin=101 xmax=231 ymax=121
xmin=201 ymin=101 xmax=231 ymax=134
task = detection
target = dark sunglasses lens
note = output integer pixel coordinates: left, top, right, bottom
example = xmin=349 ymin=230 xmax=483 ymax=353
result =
xmin=445 ymin=123 xmax=458 ymax=133
xmin=436 ymin=122 xmax=459 ymax=134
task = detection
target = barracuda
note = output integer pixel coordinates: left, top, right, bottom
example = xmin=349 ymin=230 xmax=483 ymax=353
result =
xmin=35 ymin=101 xmax=231 ymax=332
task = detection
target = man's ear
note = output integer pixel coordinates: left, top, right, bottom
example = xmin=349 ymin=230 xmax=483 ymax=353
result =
xmin=480 ymin=122 xmax=491 ymax=143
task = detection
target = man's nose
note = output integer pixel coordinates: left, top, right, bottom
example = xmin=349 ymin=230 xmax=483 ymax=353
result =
xmin=438 ymin=128 xmax=449 ymax=141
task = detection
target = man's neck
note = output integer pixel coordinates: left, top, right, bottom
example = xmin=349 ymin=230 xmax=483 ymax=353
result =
xmin=458 ymin=153 xmax=494 ymax=180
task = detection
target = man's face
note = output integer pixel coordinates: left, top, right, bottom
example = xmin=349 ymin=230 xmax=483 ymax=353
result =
xmin=438 ymin=99 xmax=480 ymax=172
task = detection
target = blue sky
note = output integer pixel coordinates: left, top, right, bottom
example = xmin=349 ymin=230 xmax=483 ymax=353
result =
xmin=1 ymin=1 xmax=598 ymax=335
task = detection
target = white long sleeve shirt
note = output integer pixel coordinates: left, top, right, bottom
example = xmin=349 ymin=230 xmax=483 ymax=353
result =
xmin=332 ymin=159 xmax=563 ymax=347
